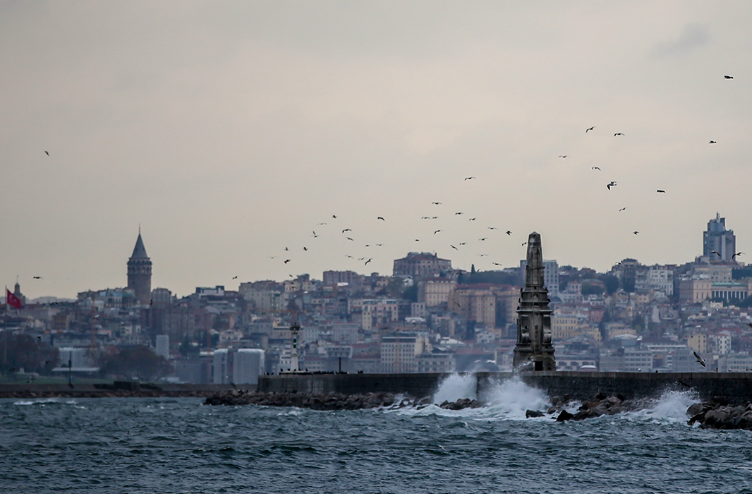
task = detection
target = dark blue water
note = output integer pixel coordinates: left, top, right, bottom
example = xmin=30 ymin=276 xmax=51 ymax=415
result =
xmin=2 ymin=377 xmax=752 ymax=493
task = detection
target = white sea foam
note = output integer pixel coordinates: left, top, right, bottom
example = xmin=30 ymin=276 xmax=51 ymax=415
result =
xmin=626 ymin=390 xmax=699 ymax=424
xmin=432 ymin=373 xmax=477 ymax=404
xmin=481 ymin=377 xmax=551 ymax=420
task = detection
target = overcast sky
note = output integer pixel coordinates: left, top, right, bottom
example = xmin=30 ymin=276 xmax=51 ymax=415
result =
xmin=1 ymin=1 xmax=750 ymax=299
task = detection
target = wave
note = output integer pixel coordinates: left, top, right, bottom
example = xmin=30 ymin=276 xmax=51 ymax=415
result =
xmin=432 ymin=373 xmax=477 ymax=404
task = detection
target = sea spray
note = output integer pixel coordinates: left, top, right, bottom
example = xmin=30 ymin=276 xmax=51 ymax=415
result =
xmin=481 ymin=376 xmax=550 ymax=420
xmin=628 ymin=389 xmax=699 ymax=423
xmin=432 ymin=373 xmax=477 ymax=404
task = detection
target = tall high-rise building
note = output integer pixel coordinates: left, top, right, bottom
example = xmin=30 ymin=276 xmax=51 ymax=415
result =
xmin=127 ymin=231 xmax=152 ymax=305
xmin=703 ymin=213 xmax=736 ymax=262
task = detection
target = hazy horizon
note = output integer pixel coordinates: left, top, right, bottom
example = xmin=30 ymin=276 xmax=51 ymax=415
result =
xmin=2 ymin=1 xmax=750 ymax=299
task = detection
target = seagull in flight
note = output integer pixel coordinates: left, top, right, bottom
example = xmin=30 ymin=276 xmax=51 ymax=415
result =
xmin=657 ymin=189 xmax=666 ymax=193
xmin=303 ymin=247 xmax=307 ymax=251
xmin=607 ymin=181 xmax=617 ymax=190
xmin=492 ymin=262 xmax=502 ymax=266
xmin=559 ymin=155 xmax=567 ymax=158
xmin=711 ymin=251 xmax=721 ymax=257
xmin=694 ymin=351 xmax=706 ymax=367
xmin=733 ymin=252 xmax=744 ymax=259
xmin=724 ymin=75 xmax=734 ymax=79
xmin=346 ymin=237 xmax=354 ymax=241
xmin=468 ymin=217 xmax=476 ymax=221
xmin=506 ymin=231 xmax=511 ymax=235
xmin=342 ymin=228 xmax=352 ymax=233
xmin=44 ymin=151 xmax=50 ymax=156
xmin=478 ymin=254 xmax=488 ymax=257
xmin=434 ymin=230 xmax=441 ymax=234
xmin=377 ymin=216 xmax=385 ymax=221
xmin=614 ymin=132 xmax=624 ymax=136
xmin=521 ymin=242 xmax=527 ymax=246
xmin=32 ymin=276 xmax=42 ymax=279
xmin=450 ymin=245 xmax=458 ymax=250
xmin=455 ymin=212 xmax=464 ymax=215
xmin=633 ymin=231 xmax=639 ymax=235
xmin=479 ymin=238 xmax=488 ymax=241
xmin=332 ymin=215 xmax=337 ymax=218
xmin=365 ymin=258 xmax=372 ymax=265
xmin=232 ymin=276 xmax=238 ymax=280
xmin=432 ymin=202 xmax=442 ymax=205
xmin=317 ymin=222 xmax=327 ymax=225
xmin=458 ymin=242 xmax=467 ymax=246
xmin=592 ymin=166 xmax=601 ymax=171
xmin=488 ymin=227 xmax=497 ymax=230
xmin=619 ymin=207 xmax=626 ymax=212
xmin=709 ymin=140 xmax=717 ymax=144
xmin=465 ymin=176 xmax=476 ymax=180
xmin=586 ymin=126 xmax=595 ymax=133
xmin=284 ymin=259 xmax=291 ymax=264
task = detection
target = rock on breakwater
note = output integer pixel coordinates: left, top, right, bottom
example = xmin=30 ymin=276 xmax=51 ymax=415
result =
xmin=687 ymin=397 xmax=752 ymax=430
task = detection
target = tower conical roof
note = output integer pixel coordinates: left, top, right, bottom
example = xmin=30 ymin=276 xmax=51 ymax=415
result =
xmin=130 ymin=233 xmax=149 ymax=259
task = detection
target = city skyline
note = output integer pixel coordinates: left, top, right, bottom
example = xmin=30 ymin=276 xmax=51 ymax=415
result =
xmin=1 ymin=2 xmax=750 ymax=298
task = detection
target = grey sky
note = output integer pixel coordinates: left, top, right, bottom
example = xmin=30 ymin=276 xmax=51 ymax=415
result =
xmin=1 ymin=1 xmax=750 ymax=299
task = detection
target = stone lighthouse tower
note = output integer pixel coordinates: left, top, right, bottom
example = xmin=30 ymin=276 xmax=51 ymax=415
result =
xmin=513 ymin=232 xmax=556 ymax=371
xmin=127 ymin=230 xmax=152 ymax=305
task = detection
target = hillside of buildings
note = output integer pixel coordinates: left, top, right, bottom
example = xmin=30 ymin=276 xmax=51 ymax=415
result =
xmin=2 ymin=214 xmax=752 ymax=383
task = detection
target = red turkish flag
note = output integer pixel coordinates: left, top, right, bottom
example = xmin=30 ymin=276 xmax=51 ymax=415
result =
xmin=6 ymin=289 xmax=22 ymax=309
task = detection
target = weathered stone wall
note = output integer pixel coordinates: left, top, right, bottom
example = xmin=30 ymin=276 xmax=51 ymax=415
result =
xmin=260 ymin=372 xmax=752 ymax=404
xmin=258 ymin=373 xmax=449 ymax=398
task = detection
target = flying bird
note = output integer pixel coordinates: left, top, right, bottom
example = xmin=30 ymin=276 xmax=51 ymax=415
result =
xmin=607 ymin=181 xmax=617 ymax=190
xmin=332 ymin=215 xmax=337 ymax=218
xmin=303 ymin=247 xmax=307 ymax=251
xmin=694 ymin=351 xmax=706 ymax=367
xmin=434 ymin=230 xmax=441 ymax=234
xmin=44 ymin=151 xmax=49 ymax=156
xmin=506 ymin=231 xmax=511 ymax=235
xmin=345 ymin=255 xmax=354 ymax=259
xmin=232 ymin=276 xmax=238 ymax=280
xmin=592 ymin=166 xmax=601 ymax=171
xmin=709 ymin=140 xmax=717 ymax=144
xmin=724 ymin=75 xmax=734 ymax=79
xmin=377 ymin=216 xmax=385 ymax=221
xmin=633 ymin=231 xmax=639 ymax=235
xmin=376 ymin=243 xmax=383 ymax=246
xmin=450 ymin=245 xmax=458 ymax=250
xmin=455 ymin=212 xmax=463 ymax=215
xmin=285 ymin=247 xmax=288 ymax=251
xmin=32 ymin=276 xmax=42 ymax=279
xmin=342 ymin=229 xmax=352 ymax=233
xmin=284 ymin=259 xmax=291 ymax=264
xmin=432 ymin=202 xmax=442 ymax=205
xmin=614 ymin=133 xmax=624 ymax=136
xmin=464 ymin=176 xmax=476 ymax=180
xmin=479 ymin=238 xmax=488 ymax=241
xmin=711 ymin=251 xmax=721 ymax=257
xmin=317 ymin=222 xmax=327 ymax=225
xmin=521 ymin=242 xmax=527 ymax=246
xmin=657 ymin=190 xmax=666 ymax=193
xmin=458 ymin=242 xmax=467 ymax=246
xmin=415 ymin=239 xmax=420 ymax=242
xmin=733 ymin=252 xmax=744 ymax=259
xmin=365 ymin=259 xmax=372 ymax=265
xmin=312 ymin=231 xmax=317 ymax=237
xmin=619 ymin=207 xmax=626 ymax=212
xmin=468 ymin=217 xmax=476 ymax=221
xmin=346 ymin=237 xmax=354 ymax=241
xmin=559 ymin=155 xmax=567 ymax=158
xmin=488 ymin=227 xmax=497 ymax=230
xmin=586 ymin=126 xmax=595 ymax=133
xmin=478 ymin=254 xmax=488 ymax=257
xmin=492 ymin=262 xmax=502 ymax=266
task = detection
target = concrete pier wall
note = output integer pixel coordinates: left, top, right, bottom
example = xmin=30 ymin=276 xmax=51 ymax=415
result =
xmin=259 ymin=372 xmax=752 ymax=404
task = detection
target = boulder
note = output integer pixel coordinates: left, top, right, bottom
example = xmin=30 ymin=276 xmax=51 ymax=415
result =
xmin=525 ymin=410 xmax=544 ymax=418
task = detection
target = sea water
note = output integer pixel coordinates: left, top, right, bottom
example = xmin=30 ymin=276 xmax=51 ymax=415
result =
xmin=2 ymin=377 xmax=752 ymax=494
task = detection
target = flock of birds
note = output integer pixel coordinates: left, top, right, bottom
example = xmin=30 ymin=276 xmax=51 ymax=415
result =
xmin=31 ymin=76 xmax=742 ymax=285
xmin=250 ymin=74 xmax=743 ymax=280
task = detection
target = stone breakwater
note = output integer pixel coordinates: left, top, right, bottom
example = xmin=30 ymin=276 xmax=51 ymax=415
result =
xmin=1 ymin=389 xmax=213 ymax=399
xmin=687 ymin=397 xmax=752 ymax=430
xmin=204 ymin=389 xmax=485 ymax=411
xmin=525 ymin=392 xmax=647 ymax=422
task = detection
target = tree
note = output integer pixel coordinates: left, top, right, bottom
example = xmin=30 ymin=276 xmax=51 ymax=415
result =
xmin=99 ymin=345 xmax=172 ymax=381
xmin=0 ymin=333 xmax=59 ymax=375
xmin=403 ymin=284 xmax=418 ymax=302
xmin=598 ymin=274 xmax=620 ymax=295
xmin=581 ymin=283 xmax=604 ymax=296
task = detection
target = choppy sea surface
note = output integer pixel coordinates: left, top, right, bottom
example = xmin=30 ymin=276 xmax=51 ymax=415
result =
xmin=2 ymin=375 xmax=752 ymax=494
